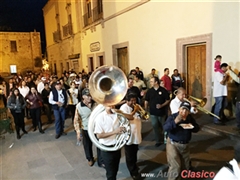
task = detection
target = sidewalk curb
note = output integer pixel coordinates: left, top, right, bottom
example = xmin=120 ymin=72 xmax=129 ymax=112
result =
xmin=201 ymin=124 xmax=240 ymax=141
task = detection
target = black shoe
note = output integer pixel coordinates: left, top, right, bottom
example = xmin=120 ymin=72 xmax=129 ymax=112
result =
xmin=55 ymin=134 xmax=61 ymax=139
xmin=61 ymin=132 xmax=67 ymax=136
xmin=17 ymin=134 xmax=21 ymax=139
xmin=33 ymin=127 xmax=37 ymax=131
xmin=155 ymin=143 xmax=161 ymax=147
xmin=22 ymin=130 xmax=28 ymax=134
xmin=39 ymin=130 xmax=45 ymax=134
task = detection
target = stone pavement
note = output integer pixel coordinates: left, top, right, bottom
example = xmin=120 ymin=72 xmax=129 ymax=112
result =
xmin=0 ymin=111 xmax=238 ymax=180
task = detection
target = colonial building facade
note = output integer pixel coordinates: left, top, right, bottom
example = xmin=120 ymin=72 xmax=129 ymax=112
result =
xmin=43 ymin=0 xmax=83 ymax=76
xmin=0 ymin=31 xmax=42 ymax=74
xmin=43 ymin=0 xmax=240 ymax=110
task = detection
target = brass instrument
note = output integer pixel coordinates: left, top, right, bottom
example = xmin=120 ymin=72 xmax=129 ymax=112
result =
xmin=88 ymin=65 xmax=130 ymax=151
xmin=174 ymin=90 xmax=220 ymax=119
xmin=134 ymin=104 xmax=149 ymax=120
xmin=67 ymin=89 xmax=73 ymax=105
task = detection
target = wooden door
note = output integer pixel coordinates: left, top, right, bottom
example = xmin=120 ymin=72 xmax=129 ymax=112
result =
xmin=186 ymin=44 xmax=206 ymax=98
xmin=99 ymin=56 xmax=104 ymax=66
xmin=117 ymin=47 xmax=129 ymax=75
xmin=88 ymin=57 xmax=94 ymax=73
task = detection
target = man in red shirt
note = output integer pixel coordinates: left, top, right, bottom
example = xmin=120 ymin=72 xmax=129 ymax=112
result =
xmin=161 ymin=68 xmax=172 ymax=94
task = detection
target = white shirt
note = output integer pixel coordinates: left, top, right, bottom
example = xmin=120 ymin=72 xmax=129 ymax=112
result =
xmin=18 ymin=86 xmax=29 ymax=97
xmin=120 ymin=103 xmax=142 ymax=145
xmin=37 ymin=81 xmax=45 ymax=94
xmin=94 ymin=111 xmax=119 ymax=146
xmin=49 ymin=89 xmax=65 ymax=105
xmin=213 ymin=71 xmax=228 ymax=97
xmin=170 ymin=96 xmax=196 ymax=114
xmin=67 ymin=88 xmax=79 ymax=105
xmin=214 ymin=159 xmax=240 ymax=180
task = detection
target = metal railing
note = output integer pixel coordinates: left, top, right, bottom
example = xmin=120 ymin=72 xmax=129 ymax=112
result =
xmin=53 ymin=30 xmax=61 ymax=42
xmin=62 ymin=23 xmax=73 ymax=37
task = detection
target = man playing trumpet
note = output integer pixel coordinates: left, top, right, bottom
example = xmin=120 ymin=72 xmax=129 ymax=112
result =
xmin=120 ymin=93 xmax=142 ymax=179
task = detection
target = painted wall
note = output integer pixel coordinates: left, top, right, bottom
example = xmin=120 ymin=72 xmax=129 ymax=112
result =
xmin=81 ymin=1 xmax=240 ymax=78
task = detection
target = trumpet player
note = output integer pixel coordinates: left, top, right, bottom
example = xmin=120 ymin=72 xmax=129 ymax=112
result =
xmin=67 ymin=82 xmax=79 ymax=123
xmin=120 ymin=93 xmax=142 ymax=179
xmin=170 ymin=87 xmax=197 ymax=114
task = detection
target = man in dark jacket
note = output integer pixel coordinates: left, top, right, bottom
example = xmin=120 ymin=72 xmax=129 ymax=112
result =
xmin=49 ymin=81 xmax=68 ymax=139
xmin=163 ymin=101 xmax=200 ymax=180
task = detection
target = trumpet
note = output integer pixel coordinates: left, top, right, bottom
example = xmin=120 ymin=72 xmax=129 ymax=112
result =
xmin=183 ymin=96 xmax=220 ymax=119
xmin=134 ymin=104 xmax=150 ymax=120
xmin=173 ymin=90 xmax=220 ymax=119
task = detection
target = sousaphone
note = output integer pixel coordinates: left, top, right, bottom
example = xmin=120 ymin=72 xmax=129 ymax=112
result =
xmin=88 ymin=65 xmax=131 ymax=151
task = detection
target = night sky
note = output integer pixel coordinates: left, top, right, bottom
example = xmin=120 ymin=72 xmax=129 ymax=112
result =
xmin=0 ymin=0 xmax=48 ymax=54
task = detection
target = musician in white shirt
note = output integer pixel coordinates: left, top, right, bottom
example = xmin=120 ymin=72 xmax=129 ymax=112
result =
xmin=94 ymin=106 xmax=133 ymax=180
xmin=120 ymin=93 xmax=141 ymax=179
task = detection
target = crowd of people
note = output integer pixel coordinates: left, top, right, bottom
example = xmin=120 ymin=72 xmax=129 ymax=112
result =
xmin=0 ymin=57 xmax=240 ymax=180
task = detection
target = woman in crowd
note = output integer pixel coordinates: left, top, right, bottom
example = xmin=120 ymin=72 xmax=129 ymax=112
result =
xmin=18 ymin=80 xmax=30 ymax=118
xmin=7 ymin=88 xmax=27 ymax=139
xmin=25 ymin=86 xmax=44 ymax=134
xmin=67 ymin=81 xmax=79 ymax=123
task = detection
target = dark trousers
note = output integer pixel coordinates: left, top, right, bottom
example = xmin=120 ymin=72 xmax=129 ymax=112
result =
xmin=82 ymin=129 xmax=94 ymax=161
xmin=11 ymin=111 xmax=25 ymax=134
xmin=53 ymin=107 xmax=65 ymax=135
xmin=101 ymin=149 xmax=121 ymax=180
xmin=125 ymin=144 xmax=139 ymax=177
xmin=30 ymin=108 xmax=42 ymax=131
xmin=68 ymin=105 xmax=76 ymax=122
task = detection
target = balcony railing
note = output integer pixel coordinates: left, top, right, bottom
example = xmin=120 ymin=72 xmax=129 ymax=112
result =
xmin=62 ymin=23 xmax=73 ymax=37
xmin=83 ymin=4 xmax=103 ymax=28
xmin=53 ymin=30 xmax=61 ymax=42
xmin=93 ymin=5 xmax=103 ymax=22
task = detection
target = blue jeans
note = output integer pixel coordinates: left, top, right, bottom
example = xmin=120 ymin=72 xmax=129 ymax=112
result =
xmin=53 ymin=107 xmax=66 ymax=135
xmin=150 ymin=115 xmax=165 ymax=143
xmin=214 ymin=96 xmax=227 ymax=123
xmin=236 ymin=102 xmax=240 ymax=128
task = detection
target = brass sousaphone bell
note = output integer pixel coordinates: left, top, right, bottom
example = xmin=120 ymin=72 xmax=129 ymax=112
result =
xmin=88 ymin=65 xmax=131 ymax=151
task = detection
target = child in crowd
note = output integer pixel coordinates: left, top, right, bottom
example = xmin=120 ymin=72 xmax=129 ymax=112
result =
xmin=214 ymin=55 xmax=223 ymax=73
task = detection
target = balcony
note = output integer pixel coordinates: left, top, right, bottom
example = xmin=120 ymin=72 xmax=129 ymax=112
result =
xmin=62 ymin=23 xmax=73 ymax=37
xmin=83 ymin=4 xmax=102 ymax=28
xmin=53 ymin=30 xmax=61 ymax=42
xmin=93 ymin=5 xmax=103 ymax=22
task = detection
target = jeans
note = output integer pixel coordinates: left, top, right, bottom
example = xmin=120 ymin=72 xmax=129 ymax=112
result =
xmin=150 ymin=115 xmax=165 ymax=143
xmin=214 ymin=96 xmax=227 ymax=123
xmin=53 ymin=107 xmax=66 ymax=135
xmin=236 ymin=102 xmax=240 ymax=128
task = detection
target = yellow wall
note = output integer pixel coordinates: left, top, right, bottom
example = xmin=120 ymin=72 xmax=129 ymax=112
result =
xmin=81 ymin=1 xmax=240 ymax=77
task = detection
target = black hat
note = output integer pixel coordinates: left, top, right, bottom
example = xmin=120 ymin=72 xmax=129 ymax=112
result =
xmin=179 ymin=101 xmax=191 ymax=111
xmin=82 ymin=88 xmax=90 ymax=96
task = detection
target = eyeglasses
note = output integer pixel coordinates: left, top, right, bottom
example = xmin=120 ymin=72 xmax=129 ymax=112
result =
xmin=60 ymin=94 xmax=63 ymax=99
